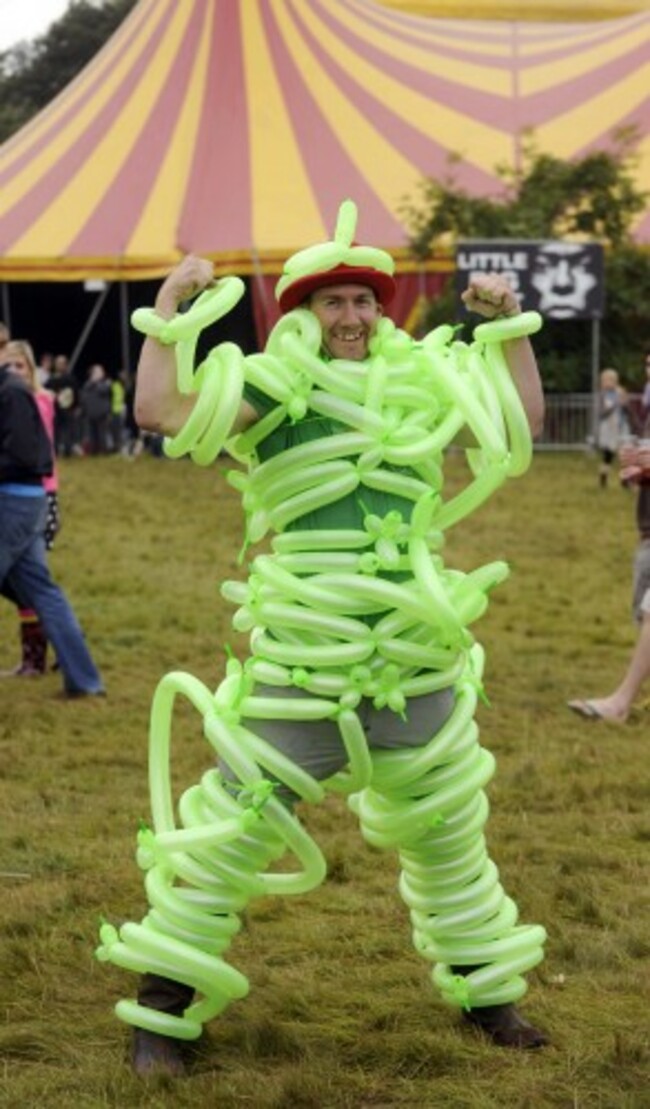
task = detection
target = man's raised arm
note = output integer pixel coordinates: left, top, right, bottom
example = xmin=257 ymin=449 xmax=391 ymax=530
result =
xmin=461 ymin=273 xmax=545 ymax=440
xmin=134 ymin=255 xmax=257 ymax=437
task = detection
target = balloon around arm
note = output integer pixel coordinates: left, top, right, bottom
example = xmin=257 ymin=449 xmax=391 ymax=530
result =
xmin=132 ymin=256 xmax=254 ymax=443
xmin=461 ymin=273 xmax=545 ymax=439
xmin=133 ymin=255 xmax=214 ymax=435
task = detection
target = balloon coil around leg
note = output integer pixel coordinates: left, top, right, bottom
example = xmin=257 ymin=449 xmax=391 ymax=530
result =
xmin=97 ymin=669 xmax=338 ymax=1040
xmin=99 ymin=265 xmax=546 ymax=1037
xmin=350 ymin=646 xmax=547 ymax=1010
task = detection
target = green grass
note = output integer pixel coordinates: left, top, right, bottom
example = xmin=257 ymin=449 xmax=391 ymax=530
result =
xmin=1 ymin=451 xmax=649 ymax=1108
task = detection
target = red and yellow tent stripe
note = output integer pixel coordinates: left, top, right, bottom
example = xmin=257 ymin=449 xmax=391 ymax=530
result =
xmin=0 ymin=0 xmax=648 ymax=281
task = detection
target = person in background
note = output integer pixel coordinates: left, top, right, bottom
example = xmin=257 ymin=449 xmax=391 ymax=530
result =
xmin=596 ymin=368 xmax=629 ymax=489
xmin=568 ymin=434 xmax=650 ymax=721
xmin=110 ymin=370 xmax=128 ymax=454
xmin=0 ymin=341 xmax=104 ymax=698
xmin=80 ymin=363 xmax=112 ymax=455
xmin=46 ymin=353 xmax=79 ymax=458
xmin=37 ymin=351 xmax=54 ymax=389
xmin=1 ymin=340 xmax=59 ymax=676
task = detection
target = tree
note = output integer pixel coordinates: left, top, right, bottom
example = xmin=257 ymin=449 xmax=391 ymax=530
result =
xmin=0 ymin=0 xmax=137 ymax=144
xmin=402 ymin=131 xmax=650 ymax=390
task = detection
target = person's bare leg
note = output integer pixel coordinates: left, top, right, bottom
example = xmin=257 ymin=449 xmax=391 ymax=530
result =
xmin=569 ymin=613 xmax=650 ymax=722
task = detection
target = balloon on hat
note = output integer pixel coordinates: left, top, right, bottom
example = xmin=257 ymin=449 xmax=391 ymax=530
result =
xmin=275 ymin=199 xmax=396 ymax=313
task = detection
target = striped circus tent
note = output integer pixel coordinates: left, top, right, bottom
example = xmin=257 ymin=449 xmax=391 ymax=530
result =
xmin=0 ymin=0 xmax=648 ymax=295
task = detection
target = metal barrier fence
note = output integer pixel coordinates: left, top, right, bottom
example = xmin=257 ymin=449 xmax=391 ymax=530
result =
xmin=536 ymin=393 xmax=593 ymax=451
xmin=536 ymin=393 xmax=644 ymax=451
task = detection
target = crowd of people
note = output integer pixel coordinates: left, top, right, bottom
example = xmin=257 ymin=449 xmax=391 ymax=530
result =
xmin=14 ymin=348 xmax=167 ymax=461
xmin=34 ymin=353 xmax=140 ymax=459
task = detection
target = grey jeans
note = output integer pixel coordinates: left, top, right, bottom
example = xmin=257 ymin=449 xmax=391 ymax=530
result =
xmin=233 ymin=684 xmax=456 ymax=803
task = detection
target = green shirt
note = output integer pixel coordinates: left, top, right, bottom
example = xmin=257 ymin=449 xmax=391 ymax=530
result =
xmin=244 ymin=383 xmax=415 ymax=533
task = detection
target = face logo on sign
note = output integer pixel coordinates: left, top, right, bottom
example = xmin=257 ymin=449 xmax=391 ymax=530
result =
xmin=529 ymin=243 xmax=598 ymax=319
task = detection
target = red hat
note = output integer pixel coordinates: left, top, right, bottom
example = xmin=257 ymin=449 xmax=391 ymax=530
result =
xmin=275 ymin=200 xmax=396 ymax=316
xmin=277 ymin=261 xmax=396 ymax=313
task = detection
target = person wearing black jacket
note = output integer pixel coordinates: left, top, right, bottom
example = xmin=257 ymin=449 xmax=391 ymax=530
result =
xmin=80 ymin=363 xmax=112 ymax=455
xmin=45 ymin=353 xmax=79 ymax=457
xmin=0 ymin=358 xmax=104 ymax=696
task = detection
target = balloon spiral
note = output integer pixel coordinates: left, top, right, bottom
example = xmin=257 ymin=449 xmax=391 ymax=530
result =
xmin=350 ymin=647 xmax=546 ymax=1010
xmin=97 ymin=669 xmax=333 ymax=1039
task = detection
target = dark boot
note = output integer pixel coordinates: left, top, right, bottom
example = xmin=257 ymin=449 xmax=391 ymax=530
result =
xmin=131 ymin=974 xmax=194 ymax=1077
xmin=462 ymin=1002 xmax=548 ymax=1049
xmin=20 ymin=611 xmax=48 ymax=674
xmin=132 ymin=1028 xmax=187 ymax=1076
xmin=0 ymin=612 xmax=48 ymax=677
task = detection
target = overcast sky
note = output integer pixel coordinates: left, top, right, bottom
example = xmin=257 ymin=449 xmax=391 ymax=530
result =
xmin=0 ymin=0 xmax=72 ymax=51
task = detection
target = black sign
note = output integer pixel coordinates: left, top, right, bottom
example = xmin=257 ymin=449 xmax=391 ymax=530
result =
xmin=455 ymin=240 xmax=605 ymax=320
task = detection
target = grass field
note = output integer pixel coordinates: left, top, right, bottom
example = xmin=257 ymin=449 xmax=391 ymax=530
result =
xmin=1 ymin=450 xmax=649 ymax=1109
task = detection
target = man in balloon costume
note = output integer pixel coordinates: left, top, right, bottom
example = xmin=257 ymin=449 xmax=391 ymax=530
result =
xmin=97 ymin=201 xmax=548 ymax=1075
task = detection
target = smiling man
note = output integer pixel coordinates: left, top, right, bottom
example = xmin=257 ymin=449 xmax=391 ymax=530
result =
xmin=307 ymin=285 xmax=382 ymax=361
xmin=126 ymin=205 xmax=547 ymax=1078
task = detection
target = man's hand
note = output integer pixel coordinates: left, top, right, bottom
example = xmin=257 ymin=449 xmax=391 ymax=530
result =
xmin=155 ymin=255 xmax=215 ymax=320
xmin=461 ymin=273 xmax=521 ymax=320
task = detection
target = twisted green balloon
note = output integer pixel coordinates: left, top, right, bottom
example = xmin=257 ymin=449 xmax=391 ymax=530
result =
xmin=275 ymin=199 xmax=394 ymax=303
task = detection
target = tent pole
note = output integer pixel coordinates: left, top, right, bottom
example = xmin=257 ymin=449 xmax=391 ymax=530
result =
xmin=68 ymin=283 xmax=112 ymax=374
xmin=1 ymin=283 xmax=11 ymax=330
xmin=591 ymin=317 xmax=601 ymax=444
xmin=119 ymin=281 xmax=130 ymax=372
xmin=251 ymin=246 xmax=272 ymax=347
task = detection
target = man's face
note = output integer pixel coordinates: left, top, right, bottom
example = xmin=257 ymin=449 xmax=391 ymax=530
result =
xmin=308 ymin=284 xmax=382 ymax=361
